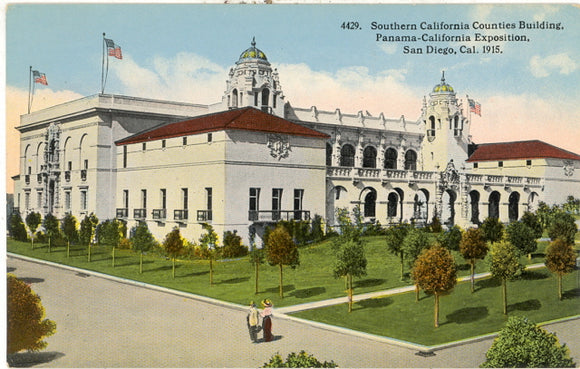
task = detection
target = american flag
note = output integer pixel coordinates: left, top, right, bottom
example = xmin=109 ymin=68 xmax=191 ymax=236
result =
xmin=32 ymin=70 xmax=48 ymax=85
xmin=105 ymin=38 xmax=123 ymax=59
xmin=468 ymin=98 xmax=481 ymax=116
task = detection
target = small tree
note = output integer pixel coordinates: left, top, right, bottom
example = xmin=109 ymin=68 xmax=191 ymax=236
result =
xmin=25 ymin=211 xmax=42 ymax=249
xmin=459 ymin=228 xmax=489 ymax=293
xmin=437 ymin=225 xmax=462 ymax=251
xmin=487 ymin=241 xmax=523 ymax=315
xmin=79 ymin=213 xmax=99 ymax=261
xmin=506 ymin=221 xmax=537 ymax=258
xmin=131 ymin=222 xmax=157 ymax=274
xmin=385 ymin=223 xmax=411 ymax=279
xmin=163 ymin=227 xmax=185 ymax=279
xmin=480 ymin=217 xmax=504 ymax=243
xmin=7 ymin=274 xmax=56 ymax=355
xmin=262 ymin=351 xmax=338 ymax=368
xmin=311 ymin=214 xmax=325 ymax=243
xmin=222 ymin=230 xmax=248 ymax=258
xmin=249 ymin=248 xmax=265 ymax=295
xmin=520 ymin=211 xmax=543 ymax=239
xmin=266 ymin=225 xmax=299 ymax=298
xmin=481 ymin=316 xmax=575 ymax=368
xmin=547 ymin=211 xmax=577 ymax=244
xmin=9 ymin=212 xmax=28 ymax=242
xmin=412 ymin=244 xmax=457 ymax=328
xmin=43 ymin=213 xmax=60 ymax=253
xmin=429 ymin=215 xmax=443 ymax=233
xmin=402 ymin=227 xmax=432 ymax=301
xmin=61 ymin=213 xmax=79 ymax=258
xmin=198 ymin=223 xmax=219 ymax=285
xmin=333 ymin=239 xmax=367 ymax=312
xmin=545 ymin=238 xmax=577 ymax=300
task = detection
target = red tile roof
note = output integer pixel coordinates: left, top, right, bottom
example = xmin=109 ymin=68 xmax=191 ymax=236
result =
xmin=467 ymin=140 xmax=580 ymax=162
xmin=116 ymin=107 xmax=329 ymax=145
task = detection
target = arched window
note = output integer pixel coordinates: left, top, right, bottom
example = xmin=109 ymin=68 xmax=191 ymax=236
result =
xmin=384 ymin=148 xmax=397 ymax=169
xmin=362 ymin=146 xmax=377 ymax=168
xmin=453 ymin=116 xmax=461 ymax=136
xmin=442 ymin=189 xmax=457 ymax=226
xmin=428 ymin=116 xmax=436 ymax=137
xmin=340 ymin=144 xmax=355 ymax=167
xmin=509 ymin=192 xmax=520 ymax=222
xmin=231 ymin=89 xmax=238 ymax=107
xmin=387 ymin=192 xmax=398 ymax=218
xmin=326 ymin=143 xmax=333 ymax=166
xmin=489 ymin=191 xmax=501 ymax=219
xmin=404 ymin=150 xmax=417 ymax=170
xmin=261 ymin=88 xmax=270 ymax=109
xmin=363 ymin=188 xmax=377 ymax=218
xmin=413 ymin=189 xmax=429 ymax=222
xmin=469 ymin=190 xmax=480 ymax=224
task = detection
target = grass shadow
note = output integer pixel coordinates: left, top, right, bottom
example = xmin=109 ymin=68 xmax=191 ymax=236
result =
xmin=457 ymin=263 xmax=471 ymax=271
xmin=508 ymin=299 xmax=542 ymax=313
xmin=446 ymin=306 xmax=489 ymax=324
xmin=219 ymin=276 xmax=250 ymax=284
xmin=265 ymin=284 xmax=296 ymax=294
xmin=19 ymin=277 xmax=45 ymax=284
xmin=290 ymin=286 xmax=326 ymax=299
xmin=475 ymin=277 xmax=501 ymax=290
xmin=354 ymin=278 xmax=385 ymax=288
xmin=182 ymin=270 xmax=209 ymax=277
xmin=563 ymin=288 xmax=580 ymax=300
xmin=354 ymin=297 xmax=393 ymax=310
xmin=148 ymin=264 xmax=181 ymax=273
xmin=519 ymin=270 xmax=549 ymax=281
xmin=115 ymin=260 xmax=155 ymax=268
xmin=7 ymin=351 xmax=65 ymax=367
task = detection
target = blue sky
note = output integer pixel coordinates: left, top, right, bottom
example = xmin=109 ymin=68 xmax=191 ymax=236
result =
xmin=4 ymin=3 xmax=580 ymax=191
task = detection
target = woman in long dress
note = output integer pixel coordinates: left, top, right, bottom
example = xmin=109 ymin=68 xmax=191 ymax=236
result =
xmin=260 ymin=299 xmax=273 ymax=342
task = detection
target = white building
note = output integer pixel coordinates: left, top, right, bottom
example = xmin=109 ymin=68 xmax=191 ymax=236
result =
xmin=12 ymin=39 xmax=580 ymax=244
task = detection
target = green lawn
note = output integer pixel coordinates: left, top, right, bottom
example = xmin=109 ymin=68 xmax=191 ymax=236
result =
xmin=292 ymin=268 xmax=580 ymax=346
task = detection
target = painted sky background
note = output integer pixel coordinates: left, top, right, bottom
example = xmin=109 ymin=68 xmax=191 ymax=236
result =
xmin=4 ymin=3 xmax=580 ymax=193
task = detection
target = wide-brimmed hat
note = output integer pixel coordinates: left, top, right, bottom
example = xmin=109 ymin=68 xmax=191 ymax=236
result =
xmin=262 ymin=299 xmax=272 ymax=307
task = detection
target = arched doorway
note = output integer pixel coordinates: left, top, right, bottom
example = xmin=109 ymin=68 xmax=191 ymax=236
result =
xmin=441 ymin=189 xmax=457 ymax=226
xmin=469 ymin=190 xmax=480 ymax=224
xmin=413 ymin=189 xmax=429 ymax=223
xmin=362 ymin=188 xmax=377 ymax=218
xmin=509 ymin=192 xmax=520 ymax=222
xmin=489 ymin=191 xmax=501 ymax=219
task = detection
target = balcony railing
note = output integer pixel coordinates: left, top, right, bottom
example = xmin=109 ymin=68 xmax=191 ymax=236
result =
xmin=134 ymin=208 xmax=146 ymax=219
xmin=152 ymin=209 xmax=167 ymax=220
xmin=116 ymin=208 xmax=128 ymax=218
xmin=249 ymin=210 xmax=311 ymax=222
xmin=197 ymin=210 xmax=213 ymax=222
xmin=80 ymin=169 xmax=87 ymax=181
xmin=174 ymin=209 xmax=189 ymax=221
xmin=64 ymin=171 xmax=71 ymax=182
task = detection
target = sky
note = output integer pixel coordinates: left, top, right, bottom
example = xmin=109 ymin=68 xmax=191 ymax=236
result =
xmin=4 ymin=3 xmax=580 ymax=193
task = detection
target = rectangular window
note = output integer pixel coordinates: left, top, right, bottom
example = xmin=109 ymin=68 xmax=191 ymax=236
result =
xmin=142 ymin=142 xmax=146 ymax=151
xmin=84 ymin=159 xmax=88 ymax=170
xmin=160 ymin=189 xmax=167 ymax=209
xmin=37 ymin=191 xmax=42 ymax=209
xmin=25 ymin=192 xmax=30 ymax=210
xmin=80 ymin=190 xmax=87 ymax=210
xmin=207 ymin=133 xmax=213 ymax=143
xmin=254 ymin=93 xmax=259 ymax=107
xmin=473 ymin=162 xmax=478 ymax=169
xmin=249 ymin=188 xmax=260 ymax=211
xmin=162 ymin=139 xmax=166 ymax=149
xmin=123 ymin=190 xmax=129 ymax=209
xmin=141 ymin=189 xmax=147 ymax=209
xmin=206 ymin=188 xmax=212 ymax=210
xmin=272 ymin=188 xmax=282 ymax=221
xmin=526 ymin=159 xmax=532 ymax=166
xmin=294 ymin=189 xmax=304 ymax=211
xmin=123 ymin=146 xmax=127 ymax=168
xmin=67 ymin=161 xmax=72 ymax=171
xmin=182 ymin=188 xmax=188 ymax=210
xmin=498 ymin=161 xmax=503 ymax=168
xmin=65 ymin=191 xmax=71 ymax=210
xmin=183 ymin=136 xmax=187 ymax=146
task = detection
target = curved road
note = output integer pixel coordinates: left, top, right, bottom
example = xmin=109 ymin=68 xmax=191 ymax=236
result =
xmin=7 ymin=256 xmax=580 ymax=368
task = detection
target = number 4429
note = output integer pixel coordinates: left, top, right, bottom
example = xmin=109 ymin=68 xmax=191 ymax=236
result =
xmin=341 ymin=21 xmax=360 ymax=30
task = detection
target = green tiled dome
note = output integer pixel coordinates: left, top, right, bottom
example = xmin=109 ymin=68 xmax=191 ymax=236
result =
xmin=433 ymin=71 xmax=454 ymax=93
xmin=238 ymin=37 xmax=268 ymax=63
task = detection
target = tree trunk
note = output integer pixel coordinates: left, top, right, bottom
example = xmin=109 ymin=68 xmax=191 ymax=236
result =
xmin=255 ymin=263 xmax=260 ymax=295
xmin=470 ymin=259 xmax=475 ymax=293
xmin=415 ymin=284 xmax=420 ymax=302
xmin=348 ymin=274 xmax=353 ymax=313
xmin=279 ymin=264 xmax=284 ymax=298
xmin=210 ymin=258 xmax=214 ymax=286
xmin=112 ymin=247 xmax=116 ymax=267
xmin=140 ymin=253 xmax=143 ymax=274
xmin=31 ymin=237 xmax=34 ymax=250
xmin=172 ymin=257 xmax=176 ymax=279
xmin=502 ymin=278 xmax=508 ymax=315
xmin=67 ymin=240 xmax=70 ymax=258
xmin=558 ymin=274 xmax=563 ymax=301
xmin=48 ymin=237 xmax=51 ymax=253
xmin=434 ymin=292 xmax=440 ymax=328
xmin=400 ymin=252 xmax=404 ymax=279
xmin=88 ymin=243 xmax=91 ymax=262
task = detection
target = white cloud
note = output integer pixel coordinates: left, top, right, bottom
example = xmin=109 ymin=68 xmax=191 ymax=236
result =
xmin=379 ymin=43 xmax=397 ymax=55
xmin=529 ymin=53 xmax=578 ymax=78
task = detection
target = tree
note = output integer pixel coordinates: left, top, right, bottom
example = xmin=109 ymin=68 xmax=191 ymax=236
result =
xmin=198 ymin=223 xmax=219 ymax=285
xmin=262 ymin=351 xmax=338 ymax=368
xmin=333 ymin=239 xmax=367 ymax=312
xmin=163 ymin=227 xmax=185 ymax=279
xmin=222 ymin=230 xmax=248 ymax=258
xmin=266 ymin=225 xmax=299 ymax=298
xmin=385 ymin=223 xmax=411 ymax=279
xmin=249 ymin=248 xmax=265 ymax=295
xmin=25 ymin=211 xmax=42 ymax=249
xmin=535 ymin=201 xmax=557 ymax=230
xmin=487 ymin=241 xmax=523 ymax=315
xmin=130 ymin=222 xmax=157 ymax=274
xmin=562 ymin=195 xmax=580 ymax=215
xmin=61 ymin=213 xmax=79 ymax=258
xmin=506 ymin=221 xmax=537 ymax=258
xmin=79 ymin=213 xmax=99 ymax=261
xmin=437 ymin=225 xmax=462 ymax=251
xmin=547 ymin=211 xmax=577 ymax=244
xmin=97 ymin=219 xmax=126 ymax=267
xmin=459 ymin=228 xmax=488 ymax=293
xmin=311 ymin=214 xmax=325 ymax=243
xmin=9 ymin=212 xmax=28 ymax=242
xmin=43 ymin=213 xmax=60 ymax=253
xmin=481 ymin=316 xmax=575 ymax=368
xmin=520 ymin=211 xmax=543 ymax=239
xmin=412 ymin=244 xmax=457 ymax=328
xmin=402 ymin=227 xmax=432 ymax=301
xmin=480 ymin=217 xmax=504 ymax=243
xmin=545 ymin=238 xmax=577 ymax=300
xmin=7 ymin=274 xmax=56 ymax=355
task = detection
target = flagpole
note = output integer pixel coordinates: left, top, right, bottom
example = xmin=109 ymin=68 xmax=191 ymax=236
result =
xmin=28 ymin=66 xmax=32 ymax=114
xmin=466 ymin=94 xmax=472 ymax=123
xmin=101 ymin=33 xmax=106 ymax=94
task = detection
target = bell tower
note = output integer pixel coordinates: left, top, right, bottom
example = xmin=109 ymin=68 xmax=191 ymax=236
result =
xmin=421 ymin=72 xmax=470 ymax=171
xmin=221 ymin=38 xmax=285 ymax=116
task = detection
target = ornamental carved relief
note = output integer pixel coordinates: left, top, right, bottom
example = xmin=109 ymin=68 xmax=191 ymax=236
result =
xmin=563 ymin=160 xmax=574 ymax=177
xmin=267 ymin=134 xmax=291 ymax=160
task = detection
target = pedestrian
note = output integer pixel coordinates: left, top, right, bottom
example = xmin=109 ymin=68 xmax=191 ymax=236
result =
xmin=246 ymin=301 xmax=260 ymax=343
xmin=261 ymin=299 xmax=274 ymax=342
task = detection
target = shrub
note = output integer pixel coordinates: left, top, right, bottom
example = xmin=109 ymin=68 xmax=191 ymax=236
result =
xmin=222 ymin=230 xmax=248 ymax=258
xmin=9 ymin=212 xmax=28 ymax=242
xmin=480 ymin=217 xmax=504 ymax=243
xmin=547 ymin=211 xmax=577 ymax=244
xmin=429 ymin=215 xmax=442 ymax=233
xmin=437 ymin=225 xmax=462 ymax=251
xmin=118 ymin=237 xmax=132 ymax=249
xmin=262 ymin=351 xmax=338 ymax=368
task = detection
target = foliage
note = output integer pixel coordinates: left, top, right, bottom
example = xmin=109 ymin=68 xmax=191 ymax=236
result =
xmin=164 ymin=227 xmax=185 ymax=258
xmin=429 ymin=215 xmax=443 ymax=233
xmin=437 ymin=225 xmax=462 ymax=251
xmin=459 ymin=228 xmax=488 ymax=293
xmin=266 ymin=225 xmax=300 ymax=298
xmin=262 ymin=351 xmax=338 ymax=368
xmin=412 ymin=244 xmax=457 ymax=327
xmin=96 ymin=219 xmax=126 ymax=246
xmin=25 ymin=211 xmax=42 ymax=245
xmin=130 ymin=222 xmax=158 ymax=254
xmin=333 ymin=239 xmax=367 ymax=312
xmin=61 ymin=213 xmax=79 ymax=244
xmin=402 ymin=227 xmax=432 ymax=268
xmin=222 ymin=230 xmax=248 ymax=258
xmin=481 ymin=316 xmax=575 ymax=368
xmin=79 ymin=213 xmax=99 ymax=246
xmin=480 ymin=217 xmax=504 ymax=243
xmin=545 ymin=238 xmax=577 ymax=300
xmin=9 ymin=212 xmax=28 ymax=242
xmin=311 ymin=214 xmax=325 ymax=242
xmin=487 ymin=240 xmax=523 ymax=315
xmin=249 ymin=247 xmax=266 ymax=294
xmin=547 ymin=211 xmax=577 ymax=244
xmin=7 ymin=274 xmax=56 ymax=354
xmin=118 ymin=237 xmax=132 ymax=249
xmin=535 ymin=202 xmax=559 ymax=229
xmin=363 ymin=220 xmax=386 ymax=236
xmin=333 ymin=207 xmax=363 ymax=247
xmin=562 ymin=195 xmax=580 ymax=214
xmin=520 ymin=211 xmax=543 ymax=239
xmin=384 ymin=222 xmax=412 ymax=278
xmin=506 ymin=221 xmax=537 ymax=256
xmin=199 ymin=223 xmax=220 ymax=285
xmin=43 ymin=213 xmax=61 ymax=251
